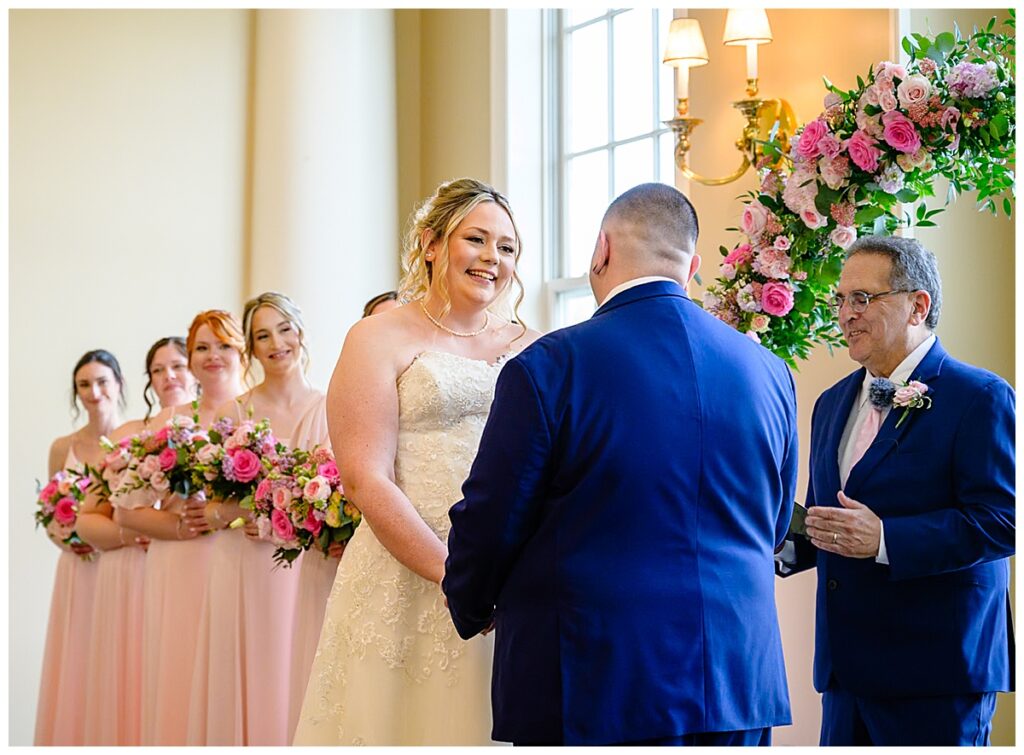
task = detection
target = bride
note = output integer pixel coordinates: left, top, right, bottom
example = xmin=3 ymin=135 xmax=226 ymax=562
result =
xmin=293 ymin=178 xmax=542 ymax=745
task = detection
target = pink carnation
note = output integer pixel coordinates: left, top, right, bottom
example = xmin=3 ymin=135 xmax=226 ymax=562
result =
xmin=230 ymin=449 xmax=262 ymax=483
xmin=753 ymin=247 xmax=792 ymax=279
xmin=761 ymin=282 xmax=795 ymax=317
xmin=138 ymin=454 xmax=161 ymax=481
xmin=882 ymin=110 xmax=921 ymax=154
xmin=846 ymin=129 xmax=882 ymax=172
xmin=53 ymin=497 xmax=77 ymax=526
xmin=918 ymin=58 xmax=937 ymax=76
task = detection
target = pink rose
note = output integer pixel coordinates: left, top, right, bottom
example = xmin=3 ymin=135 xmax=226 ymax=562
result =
xmin=846 ymin=129 xmax=882 ymax=172
xmin=230 ymin=449 xmax=262 ymax=483
xmin=773 ymin=236 xmax=791 ymax=252
xmin=137 ymin=454 xmax=161 ymax=481
xmin=897 ymin=74 xmax=931 ymax=108
xmin=196 ymin=443 xmax=221 ymax=465
xmin=255 ymin=478 xmax=272 ymax=502
xmin=302 ymin=511 xmax=323 ymax=537
xmin=158 ymin=446 xmax=178 ymax=472
xmin=749 ymin=313 xmax=770 ymax=332
xmin=940 ymin=106 xmax=960 ymax=132
xmin=53 ymin=497 xmax=77 ymax=526
xmin=740 ymin=202 xmax=769 ymax=239
xmin=720 ymin=263 xmax=737 ymax=281
xmin=796 ymin=119 xmax=829 ymax=160
xmin=154 ymin=426 xmax=171 ymax=444
xmin=882 ymin=110 xmax=921 ymax=154
xmin=272 ymin=485 xmax=292 ymax=511
xmin=800 ymin=208 xmax=827 ymax=230
xmin=104 ymin=448 xmax=130 ymax=473
xmin=40 ymin=480 xmax=58 ymax=501
xmin=271 ymin=509 xmax=295 ymax=542
xmin=761 ymin=282 xmax=795 ymax=317
xmin=304 ymin=476 xmax=331 ymax=502
xmin=878 ymin=88 xmax=898 ymax=113
xmin=893 ymin=381 xmax=928 ymax=407
xmin=817 ymin=134 xmax=842 ymax=160
xmin=317 ymin=461 xmax=340 ymax=481
xmin=150 ymin=470 xmax=170 ymax=493
xmin=830 ymin=226 xmax=858 ymax=249
xmin=56 ymin=477 xmax=73 ymax=496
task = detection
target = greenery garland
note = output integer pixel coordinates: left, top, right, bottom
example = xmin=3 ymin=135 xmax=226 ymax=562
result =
xmin=702 ymin=13 xmax=1015 ymax=366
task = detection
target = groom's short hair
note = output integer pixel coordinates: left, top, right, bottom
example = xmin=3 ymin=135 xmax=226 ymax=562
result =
xmin=603 ymin=182 xmax=699 ymax=249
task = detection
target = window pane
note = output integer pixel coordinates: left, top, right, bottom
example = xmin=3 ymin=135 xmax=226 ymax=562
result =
xmin=559 ymin=288 xmax=598 ymax=327
xmin=569 ymin=21 xmax=609 ymax=153
xmin=612 ymin=9 xmax=653 ymax=141
xmin=659 ymin=131 xmax=677 ymax=186
xmin=567 ymin=150 xmax=609 ymax=278
xmin=614 ymin=139 xmax=655 ymax=197
xmin=658 ymin=8 xmax=677 ymax=124
xmin=568 ymin=8 xmax=607 ymax=27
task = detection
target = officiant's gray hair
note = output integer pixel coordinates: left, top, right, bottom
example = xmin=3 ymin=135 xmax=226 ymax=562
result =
xmin=845 ymin=235 xmax=942 ymax=329
xmin=603 ymin=183 xmax=699 ymax=256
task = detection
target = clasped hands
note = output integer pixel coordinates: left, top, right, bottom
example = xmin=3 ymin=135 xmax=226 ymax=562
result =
xmin=804 ymin=491 xmax=882 ymax=559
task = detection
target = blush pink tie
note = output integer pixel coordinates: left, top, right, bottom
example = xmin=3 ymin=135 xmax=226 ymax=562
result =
xmin=850 ymin=406 xmax=883 ymax=468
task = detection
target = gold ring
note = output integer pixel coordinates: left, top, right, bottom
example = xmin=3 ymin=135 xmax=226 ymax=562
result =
xmin=832 ymin=532 xmax=838 ymax=545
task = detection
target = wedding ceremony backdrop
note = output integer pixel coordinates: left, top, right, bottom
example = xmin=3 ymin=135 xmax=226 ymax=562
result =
xmin=9 ymin=8 xmax=1014 ymax=745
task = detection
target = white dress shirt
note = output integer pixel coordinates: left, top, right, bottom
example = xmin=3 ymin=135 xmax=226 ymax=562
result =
xmin=837 ymin=333 xmax=936 ymax=563
xmin=599 ymin=276 xmax=678 ymax=307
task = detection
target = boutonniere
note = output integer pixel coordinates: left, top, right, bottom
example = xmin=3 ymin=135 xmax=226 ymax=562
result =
xmin=869 ymin=377 xmax=932 ymax=428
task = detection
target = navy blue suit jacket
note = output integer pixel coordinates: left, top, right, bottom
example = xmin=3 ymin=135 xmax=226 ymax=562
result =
xmin=801 ymin=338 xmax=1015 ymax=697
xmin=443 ymin=281 xmax=797 ymax=744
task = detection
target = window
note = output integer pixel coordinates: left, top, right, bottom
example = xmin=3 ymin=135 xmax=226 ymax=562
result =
xmin=546 ymin=8 xmax=678 ymax=328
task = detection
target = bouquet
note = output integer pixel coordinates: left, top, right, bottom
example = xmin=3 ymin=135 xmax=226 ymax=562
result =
xmin=35 ymin=467 xmax=94 ymax=558
xmin=247 ymin=445 xmax=361 ymax=567
xmin=115 ymin=414 xmax=208 ymax=499
xmin=191 ymin=417 xmax=286 ymax=507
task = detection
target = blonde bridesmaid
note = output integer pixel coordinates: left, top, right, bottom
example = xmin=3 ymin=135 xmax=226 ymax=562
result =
xmin=35 ymin=350 xmax=126 ymax=745
xmin=77 ymin=337 xmax=197 ymax=745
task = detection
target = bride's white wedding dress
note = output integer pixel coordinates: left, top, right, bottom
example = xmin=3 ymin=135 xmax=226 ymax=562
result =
xmin=293 ymin=350 xmax=505 ymax=745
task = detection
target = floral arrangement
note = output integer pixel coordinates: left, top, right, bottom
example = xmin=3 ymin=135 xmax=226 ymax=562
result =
xmin=869 ymin=376 xmax=932 ymax=427
xmin=191 ymin=417 xmax=285 ymax=504
xmin=246 ymin=445 xmax=361 ymax=567
xmin=115 ymin=415 xmax=209 ymax=499
xmin=702 ymin=15 xmax=1015 ymax=364
xmin=35 ymin=467 xmax=93 ymax=558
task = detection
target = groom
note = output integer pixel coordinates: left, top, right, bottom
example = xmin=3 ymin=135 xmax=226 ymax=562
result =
xmin=443 ymin=183 xmax=797 ymax=745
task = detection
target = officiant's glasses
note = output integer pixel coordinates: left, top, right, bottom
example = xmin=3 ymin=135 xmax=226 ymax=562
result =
xmin=828 ymin=289 xmax=910 ymax=315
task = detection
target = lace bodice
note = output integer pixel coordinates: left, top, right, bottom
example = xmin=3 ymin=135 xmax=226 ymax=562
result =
xmin=394 ymin=351 xmax=504 ymax=535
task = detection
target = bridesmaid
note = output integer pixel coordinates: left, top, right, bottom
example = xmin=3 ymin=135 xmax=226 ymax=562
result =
xmin=77 ymin=337 xmax=197 ymax=745
xmin=112 ymin=332 xmax=220 ymax=745
xmin=35 ymin=349 xmax=126 ymax=745
xmin=219 ymin=291 xmax=321 ymax=745
xmin=181 ymin=310 xmax=250 ymax=745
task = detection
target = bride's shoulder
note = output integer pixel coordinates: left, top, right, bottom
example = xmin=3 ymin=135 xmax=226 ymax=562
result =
xmin=344 ymin=302 xmax=425 ymax=365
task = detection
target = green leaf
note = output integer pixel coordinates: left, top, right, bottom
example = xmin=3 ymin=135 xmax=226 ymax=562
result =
xmin=925 ymin=46 xmax=945 ymax=65
xmin=935 ymin=32 xmax=956 ymax=54
xmin=902 ymin=36 xmax=915 ymax=56
xmin=794 ymin=287 xmax=816 ymax=314
xmin=991 ymin=114 xmax=1009 ymax=137
xmin=814 ymin=185 xmax=841 ymax=216
xmin=854 ymin=205 xmax=885 ymax=224
xmin=987 ymin=16 xmax=996 ymax=32
xmin=1003 ymin=197 xmax=1013 ymax=216
xmin=895 ymin=188 xmax=920 ymax=203
xmin=915 ymin=220 xmax=937 ymax=227
xmin=719 ymin=245 xmax=729 ymax=257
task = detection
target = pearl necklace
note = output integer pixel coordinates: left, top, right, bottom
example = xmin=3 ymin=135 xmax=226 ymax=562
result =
xmin=419 ymin=301 xmax=490 ymax=337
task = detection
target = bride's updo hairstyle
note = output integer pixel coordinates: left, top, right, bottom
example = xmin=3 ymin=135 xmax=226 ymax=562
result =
xmin=398 ymin=177 xmax=526 ymax=334
xmin=241 ymin=291 xmax=310 ymax=382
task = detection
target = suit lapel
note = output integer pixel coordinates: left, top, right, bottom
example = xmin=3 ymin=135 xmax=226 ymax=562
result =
xmin=844 ymin=338 xmax=947 ymax=496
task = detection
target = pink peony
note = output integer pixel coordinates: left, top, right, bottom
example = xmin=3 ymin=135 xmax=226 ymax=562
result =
xmin=230 ymin=449 xmax=262 ymax=483
xmin=800 ymin=208 xmax=828 ymax=230
xmin=897 ymin=74 xmax=931 ymax=108
xmin=796 ymin=119 xmax=830 ymax=160
xmin=761 ymin=282 xmax=795 ymax=317
xmin=882 ymin=111 xmax=921 ymax=154
xmin=740 ymin=202 xmax=770 ymax=239
xmin=271 ymin=509 xmax=295 ymax=542
xmin=830 ymin=226 xmax=858 ymax=249
xmin=272 ymin=486 xmax=292 ymax=511
xmin=846 ymin=130 xmax=882 ymax=172
xmin=317 ymin=461 xmax=340 ymax=481
xmin=304 ymin=476 xmax=332 ymax=502
xmin=158 ymin=446 xmax=178 ymax=472
xmin=53 ymin=497 xmax=77 ymax=526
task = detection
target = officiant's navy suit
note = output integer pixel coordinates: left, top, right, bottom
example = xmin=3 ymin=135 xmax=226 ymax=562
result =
xmin=444 ymin=280 xmax=797 ymax=745
xmin=799 ymin=338 xmax=1014 ymax=742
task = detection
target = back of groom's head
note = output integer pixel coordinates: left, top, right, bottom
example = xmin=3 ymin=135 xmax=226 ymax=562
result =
xmin=604 ymin=182 xmax=699 ymax=248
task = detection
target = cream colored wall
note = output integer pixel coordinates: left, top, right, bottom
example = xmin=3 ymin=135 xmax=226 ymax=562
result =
xmin=9 ymin=9 xmax=252 ymax=745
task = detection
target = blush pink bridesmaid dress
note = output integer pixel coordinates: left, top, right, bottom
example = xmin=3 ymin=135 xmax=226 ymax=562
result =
xmin=34 ymin=445 xmax=100 ymax=745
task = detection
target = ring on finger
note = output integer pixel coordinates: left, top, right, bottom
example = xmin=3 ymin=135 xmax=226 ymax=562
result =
xmin=832 ymin=532 xmax=838 ymax=545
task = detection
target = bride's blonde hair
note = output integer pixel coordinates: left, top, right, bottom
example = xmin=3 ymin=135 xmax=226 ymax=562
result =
xmin=398 ymin=178 xmax=526 ymax=335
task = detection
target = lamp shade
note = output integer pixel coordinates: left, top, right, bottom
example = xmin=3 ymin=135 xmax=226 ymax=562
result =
xmin=662 ymin=18 xmax=709 ymax=68
xmin=723 ymin=8 xmax=773 ymax=46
